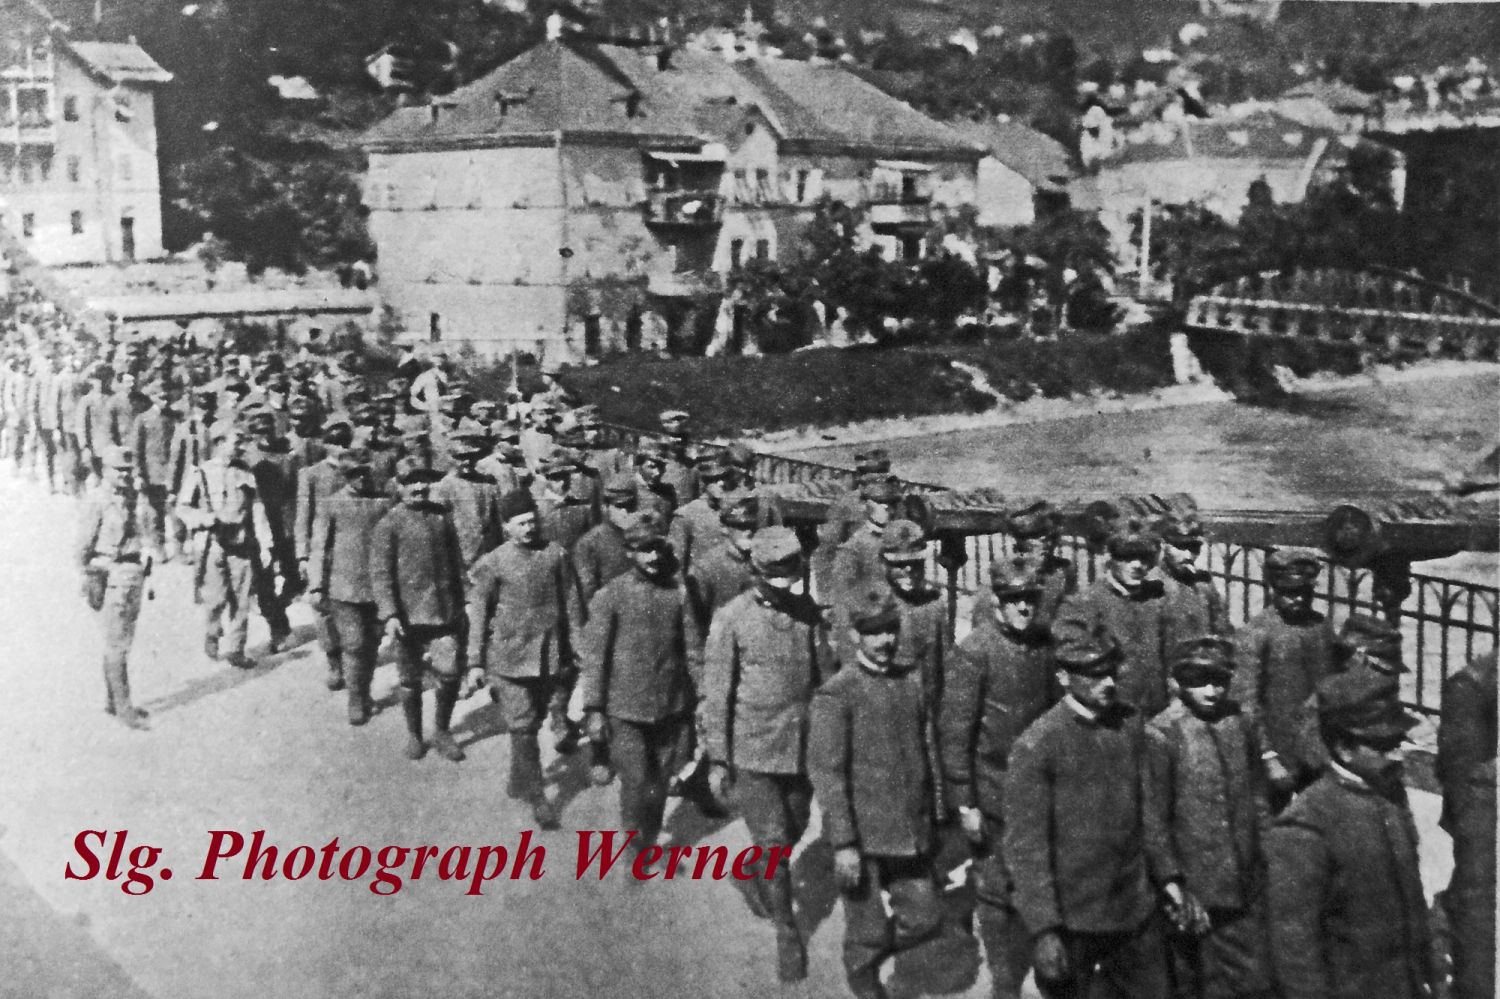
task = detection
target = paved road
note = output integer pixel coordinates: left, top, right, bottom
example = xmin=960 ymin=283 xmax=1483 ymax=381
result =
xmin=0 ymin=471 xmax=1455 ymax=999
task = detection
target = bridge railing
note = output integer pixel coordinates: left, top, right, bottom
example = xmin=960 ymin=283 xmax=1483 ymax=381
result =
xmin=599 ymin=423 xmax=1497 ymax=714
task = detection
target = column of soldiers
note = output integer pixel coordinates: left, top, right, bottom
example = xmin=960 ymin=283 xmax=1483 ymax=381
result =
xmin=0 ymin=275 xmax=1489 ymax=999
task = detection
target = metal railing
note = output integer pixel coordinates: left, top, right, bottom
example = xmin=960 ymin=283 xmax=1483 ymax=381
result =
xmin=600 ymin=423 xmax=1497 ymax=714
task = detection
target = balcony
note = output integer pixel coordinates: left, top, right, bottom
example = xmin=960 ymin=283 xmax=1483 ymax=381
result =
xmin=867 ymin=192 xmax=932 ymax=233
xmin=646 ymin=269 xmax=723 ymax=298
xmin=644 ymin=190 xmax=725 ymax=228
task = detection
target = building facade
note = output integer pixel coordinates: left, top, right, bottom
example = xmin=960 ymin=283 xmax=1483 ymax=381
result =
xmin=0 ymin=1 xmax=171 ymax=266
xmin=363 ymin=36 xmax=981 ymax=360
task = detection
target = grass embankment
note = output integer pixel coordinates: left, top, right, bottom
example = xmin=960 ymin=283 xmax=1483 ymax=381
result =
xmin=551 ymin=328 xmax=1176 ymax=436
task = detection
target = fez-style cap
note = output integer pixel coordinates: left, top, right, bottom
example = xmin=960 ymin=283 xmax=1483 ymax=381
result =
xmin=853 ymin=448 xmax=892 ymax=475
xmin=1171 ymin=635 xmax=1235 ymax=684
xmin=1336 ymin=613 xmax=1407 ymax=673
xmin=622 ymin=511 xmax=668 ymax=550
xmin=497 ymin=488 xmax=538 ymax=522
xmin=1316 ymin=669 xmax=1419 ymax=742
xmin=719 ymin=491 xmax=760 ymax=529
xmin=1007 ymin=500 xmax=1062 ymax=540
xmin=1156 ymin=512 xmax=1206 ymax=545
xmin=395 ymin=457 xmax=443 ymax=485
xmin=990 ymin=555 xmax=1044 ymax=596
xmin=1052 ymin=621 xmax=1123 ymax=676
xmin=848 ymin=594 xmax=902 ymax=634
xmin=603 ymin=472 xmax=637 ymax=501
xmin=750 ymin=527 xmax=802 ymax=573
xmin=1107 ymin=519 xmax=1160 ymax=561
xmin=880 ymin=520 xmax=927 ymax=563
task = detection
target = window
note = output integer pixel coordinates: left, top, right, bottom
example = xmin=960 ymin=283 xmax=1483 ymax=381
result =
xmin=62 ymin=96 xmax=78 ymax=122
xmin=901 ymin=174 xmax=919 ymax=202
xmin=70 ymin=210 xmax=83 ymax=235
xmin=21 ymin=213 xmax=34 ymax=237
xmin=755 ymin=238 xmax=770 ymax=261
xmin=732 ymin=168 xmax=746 ymax=202
xmin=38 ymin=156 xmax=50 ymax=182
xmin=795 ymin=169 xmax=809 ymax=202
xmin=18 ymin=158 xmax=32 ymax=184
xmin=66 ymin=156 xmax=79 ymax=183
xmin=429 ymin=313 xmax=441 ymax=341
xmin=754 ymin=168 xmax=770 ymax=202
xmin=729 ymin=238 xmax=743 ymax=271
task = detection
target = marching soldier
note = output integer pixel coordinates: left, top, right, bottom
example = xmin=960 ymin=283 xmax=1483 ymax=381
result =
xmin=1438 ymin=649 xmax=1496 ymax=999
xmin=430 ymin=432 xmax=503 ymax=570
xmin=295 ymin=419 xmax=353 ymax=687
xmin=465 ymin=488 xmax=581 ymax=828
xmin=306 ymin=445 xmax=395 ymax=724
xmin=574 ymin=472 xmax=639 ymax=605
xmin=656 ymin=408 xmax=698 ymax=505
xmin=939 ymin=556 xmax=1058 ymax=999
xmin=1264 ymin=669 xmax=1434 ymax=999
xmin=668 ymin=456 xmax=735 ymax=574
xmin=242 ymin=406 xmax=299 ymax=651
xmin=1155 ymin=512 xmax=1229 ymax=654
xmin=809 ymin=593 xmax=944 ymax=999
xmin=685 ymin=492 xmax=759 ymax=631
xmin=970 ymin=501 xmax=1077 ymax=632
xmin=535 ymin=451 xmax=596 ymax=553
xmin=132 ymin=383 xmax=181 ymax=561
xmin=631 ymin=439 xmax=678 ymax=523
xmin=176 ymin=422 xmax=274 ymax=670
xmin=702 ymin=525 xmax=833 ymax=982
xmin=1230 ymin=547 xmax=1337 ymax=806
xmin=828 ymin=476 xmax=903 ymax=617
xmin=874 ymin=519 xmax=953 ymax=703
xmin=370 ymin=457 xmax=470 ymax=763
xmin=77 ymin=445 xmax=160 ymax=730
xmin=814 ymin=448 xmax=892 ymax=596
xmin=1003 ymin=623 xmax=1188 ymax=999
xmin=579 ymin=514 xmax=703 ymax=859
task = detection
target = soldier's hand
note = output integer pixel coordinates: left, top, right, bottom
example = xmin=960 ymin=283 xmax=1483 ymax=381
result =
xmin=1032 ymin=931 xmax=1068 ymax=982
xmin=384 ymin=617 xmax=405 ymax=641
xmin=707 ymin=763 xmax=732 ymax=802
xmin=461 ymin=667 xmax=488 ymax=699
xmin=1264 ymin=753 xmax=1295 ymax=792
xmin=584 ymin=710 xmax=609 ymax=745
xmin=832 ymin=847 xmax=862 ymax=892
xmin=958 ymin=806 xmax=983 ymax=845
xmin=307 ymin=590 xmax=327 ymax=613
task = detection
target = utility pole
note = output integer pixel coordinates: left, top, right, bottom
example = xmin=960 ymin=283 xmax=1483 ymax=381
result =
xmin=1138 ymin=193 xmax=1152 ymax=298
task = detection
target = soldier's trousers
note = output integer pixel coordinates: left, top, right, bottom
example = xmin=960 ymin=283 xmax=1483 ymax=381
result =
xmin=28 ymin=426 xmax=58 ymax=488
xmin=1036 ymin=916 xmax=1170 ymax=999
xmin=733 ymin=770 xmax=812 ymax=929
xmin=100 ymin=562 xmax=146 ymax=712
xmin=203 ymin=549 xmax=255 ymax=656
xmin=140 ymin=486 xmax=176 ymax=557
xmin=1446 ymin=789 xmax=1496 ymax=999
xmin=393 ymin=624 xmax=465 ymax=686
xmin=609 ymin=713 xmax=691 ymax=851
xmin=252 ymin=558 xmax=290 ymax=643
xmin=329 ymin=601 xmax=378 ymax=706
xmin=975 ymin=818 xmax=1032 ymax=999
xmin=1168 ymin=900 xmax=1275 ymax=999
xmin=841 ymin=854 xmax=943 ymax=999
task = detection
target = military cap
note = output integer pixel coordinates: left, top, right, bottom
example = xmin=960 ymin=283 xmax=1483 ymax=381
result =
xmin=1171 ymin=635 xmax=1236 ymax=685
xmin=449 ymin=433 xmax=492 ymax=460
xmin=1265 ymin=547 xmax=1322 ymax=591
xmin=635 ymin=440 xmax=670 ymax=464
xmin=696 ymin=457 xmax=733 ymax=482
xmin=339 ymin=445 xmax=373 ymax=473
xmin=1007 ymin=500 xmax=1062 ymax=540
xmin=554 ymin=428 xmax=589 ymax=450
xmin=322 ymin=420 xmax=355 ymax=448
xmin=88 ymin=363 xmax=114 ymax=381
xmin=863 ymin=476 xmax=903 ymax=505
xmin=724 ymin=442 xmax=756 ymax=471
xmin=990 ymin=555 xmax=1044 ymax=596
xmin=1315 ymin=668 xmax=1419 ymax=742
xmin=262 ymin=375 xmax=290 ymax=392
xmin=853 ymin=448 xmax=892 ymax=475
xmin=603 ymin=472 xmax=638 ymax=501
xmin=1155 ymin=512 xmax=1206 ymax=546
xmin=497 ymin=488 xmax=538 ymax=522
xmin=719 ymin=492 xmax=760 ymax=529
xmin=622 ymin=511 xmax=669 ymax=550
xmin=240 ymin=402 xmax=274 ymax=425
xmin=658 ymin=409 xmax=690 ymax=428
xmin=880 ymin=519 xmax=928 ymax=563
xmin=471 ymin=398 xmax=500 ymax=414
xmin=540 ymin=452 xmax=580 ymax=479
xmin=1336 ymin=613 xmax=1407 ymax=673
xmin=103 ymin=445 xmax=135 ymax=470
xmin=847 ymin=594 xmax=902 ymax=635
xmin=1053 ymin=622 xmax=1123 ymax=676
xmin=1106 ymin=519 xmax=1160 ymax=561
xmin=395 ymin=457 xmax=443 ymax=485
xmin=750 ymin=527 xmax=803 ymax=573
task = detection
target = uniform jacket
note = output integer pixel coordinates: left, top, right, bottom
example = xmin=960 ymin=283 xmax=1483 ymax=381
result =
xmin=245 ymin=436 xmax=302 ymax=546
xmin=808 ymin=655 xmax=943 ymax=857
xmin=176 ymin=458 xmax=271 ymax=557
xmin=702 ymin=588 xmax=832 ymax=774
xmin=971 ymin=556 xmax=1077 ymax=632
xmin=579 ymin=570 xmax=702 ymax=724
xmin=686 ymin=544 xmax=754 ymax=631
xmin=1265 ymin=769 xmax=1435 ymax=999
xmin=661 ymin=455 xmax=698 ymax=507
xmin=669 ymin=496 xmax=729 ymax=573
xmin=78 ymin=490 xmax=157 ymax=565
xmin=1231 ymin=606 xmax=1336 ymax=766
xmin=466 ymin=539 xmax=582 ymax=680
xmin=1003 ymin=699 xmax=1179 ymax=935
xmin=369 ymin=502 xmax=466 ymax=627
xmin=132 ymin=406 xmax=178 ymax=491
xmin=1160 ymin=566 xmax=1230 ymax=654
xmin=538 ymin=495 xmax=595 ymax=554
xmin=1054 ymin=577 xmax=1172 ymax=716
xmin=1437 ymin=651 xmax=1497 ymax=832
xmin=308 ymin=491 xmax=395 ymax=604
xmin=1146 ymin=700 xmax=1267 ymax=910
xmin=431 ymin=471 xmax=503 ymax=569
xmin=169 ymin=416 xmax=213 ymax=494
xmin=829 ymin=526 xmax=885 ymax=612
xmin=294 ymin=459 xmax=345 ymax=562
xmin=939 ymin=616 xmax=1056 ymax=816
xmin=633 ymin=478 xmax=677 ymax=525
xmin=574 ymin=520 xmax=633 ymax=604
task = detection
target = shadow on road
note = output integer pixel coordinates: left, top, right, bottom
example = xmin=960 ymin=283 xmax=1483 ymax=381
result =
xmin=140 ymin=642 xmax=314 ymax=717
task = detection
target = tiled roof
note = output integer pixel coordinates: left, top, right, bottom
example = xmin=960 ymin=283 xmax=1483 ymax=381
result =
xmin=364 ymin=39 xmax=978 ymax=159
xmin=64 ymin=41 xmax=173 ymax=85
xmin=1103 ymin=113 xmax=1334 ymax=165
xmin=946 ymin=117 xmax=1075 ymax=190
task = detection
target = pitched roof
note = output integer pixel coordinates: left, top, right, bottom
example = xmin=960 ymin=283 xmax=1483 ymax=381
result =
xmin=63 ymin=41 xmax=173 ymax=85
xmin=946 ymin=116 xmax=1075 ymax=191
xmin=1102 ymin=113 xmax=1334 ymax=166
xmin=1280 ymin=79 xmax=1378 ymax=112
xmin=364 ymin=39 xmax=978 ymax=160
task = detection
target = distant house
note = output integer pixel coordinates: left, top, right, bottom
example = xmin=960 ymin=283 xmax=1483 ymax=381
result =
xmin=0 ymin=0 xmax=172 ymax=265
xmin=361 ymin=33 xmax=982 ymax=359
xmin=946 ymin=116 xmax=1075 ymax=228
xmin=1277 ymin=80 xmax=1380 ymax=133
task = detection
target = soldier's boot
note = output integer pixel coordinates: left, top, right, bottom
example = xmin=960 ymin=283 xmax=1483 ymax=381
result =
xmin=976 ymin=902 xmax=1030 ymax=999
xmin=324 ymin=650 xmax=345 ymax=691
xmin=105 ymin=660 xmax=148 ymax=731
xmin=776 ymin=925 xmax=808 ymax=983
xmin=588 ymin=740 xmax=615 ymax=786
xmin=399 ymin=684 xmax=426 ymax=761
xmin=429 ymin=682 xmax=466 ymax=763
xmin=506 ymin=732 xmax=560 ymax=828
xmin=549 ymin=702 xmax=580 ymax=755
xmin=345 ymin=658 xmax=372 ymax=727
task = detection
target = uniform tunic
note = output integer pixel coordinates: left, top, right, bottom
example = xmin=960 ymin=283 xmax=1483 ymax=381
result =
xmin=1053 ymin=577 xmax=1172 ymax=716
xmin=574 ymin=520 xmax=633 ymax=604
xmin=1231 ymin=606 xmax=1336 ymax=769
xmin=578 ymin=571 xmax=702 ymax=724
xmin=685 ymin=544 xmax=754 ymax=631
xmin=465 ymin=540 xmax=581 ymax=681
xmin=369 ymin=503 xmax=466 ymax=628
xmin=431 ymin=471 xmax=503 ymax=569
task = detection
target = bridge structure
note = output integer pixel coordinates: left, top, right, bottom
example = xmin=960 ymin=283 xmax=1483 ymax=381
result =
xmin=1185 ymin=266 xmax=1500 ymax=361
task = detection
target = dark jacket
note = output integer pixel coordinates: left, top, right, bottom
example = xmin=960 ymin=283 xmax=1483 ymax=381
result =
xmin=574 ymin=520 xmax=633 ymax=604
xmin=1231 ymin=606 xmax=1337 ymax=769
xmin=970 ymin=555 xmax=1076 ymax=632
xmin=579 ymin=570 xmax=702 ymax=724
xmin=808 ymin=655 xmax=942 ymax=857
xmin=1265 ymin=769 xmax=1435 ymax=999
xmin=308 ymin=492 xmax=395 ymax=604
xmin=669 ymin=496 xmax=729 ymax=573
xmin=369 ymin=502 xmax=466 ymax=628
xmin=1159 ymin=565 xmax=1230 ymax=654
xmin=939 ymin=616 xmax=1056 ymax=816
xmin=702 ymin=588 xmax=832 ymax=774
xmin=1146 ymin=700 xmax=1267 ymax=910
xmin=1053 ymin=577 xmax=1172 ymax=717
xmin=1003 ymin=699 xmax=1179 ymax=935
xmin=686 ymin=544 xmax=755 ymax=632
xmin=466 ymin=539 xmax=581 ymax=680
xmin=538 ymin=495 xmax=595 ymax=554
xmin=132 ymin=406 xmax=178 ymax=491
xmin=430 ymin=471 xmax=502 ymax=569
xmin=294 ymin=459 xmax=346 ymax=563
xmin=1437 ymin=650 xmax=1498 ymax=832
